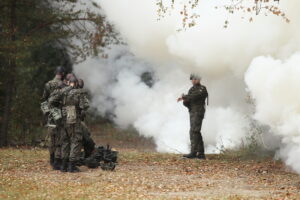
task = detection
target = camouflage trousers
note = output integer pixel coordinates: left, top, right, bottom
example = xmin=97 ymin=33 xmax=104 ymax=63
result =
xmin=81 ymin=121 xmax=95 ymax=158
xmin=189 ymin=112 xmax=205 ymax=155
xmin=61 ymin=122 xmax=83 ymax=162
xmin=47 ymin=126 xmax=62 ymax=159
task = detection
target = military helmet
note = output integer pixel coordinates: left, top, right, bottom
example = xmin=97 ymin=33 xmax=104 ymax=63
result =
xmin=78 ymin=79 xmax=84 ymax=88
xmin=65 ymin=73 xmax=75 ymax=81
xmin=190 ymin=74 xmax=201 ymax=80
xmin=55 ymin=66 xmax=66 ymax=75
xmin=69 ymin=77 xmax=77 ymax=83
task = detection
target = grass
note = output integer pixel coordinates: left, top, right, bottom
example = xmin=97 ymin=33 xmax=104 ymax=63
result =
xmin=1 ymin=148 xmax=300 ymax=200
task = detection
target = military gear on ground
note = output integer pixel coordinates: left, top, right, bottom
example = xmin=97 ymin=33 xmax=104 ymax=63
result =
xmin=78 ymin=145 xmax=118 ymax=171
xmin=182 ymin=83 xmax=208 ymax=157
xmin=190 ymin=74 xmax=201 ymax=81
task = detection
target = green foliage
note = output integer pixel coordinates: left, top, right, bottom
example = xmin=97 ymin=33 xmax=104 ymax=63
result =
xmin=0 ymin=0 xmax=118 ymax=145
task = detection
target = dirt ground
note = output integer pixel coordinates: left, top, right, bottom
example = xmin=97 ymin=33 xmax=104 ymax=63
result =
xmin=1 ymin=148 xmax=300 ymax=200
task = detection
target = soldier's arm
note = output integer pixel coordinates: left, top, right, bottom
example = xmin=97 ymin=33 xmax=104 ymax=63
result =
xmin=79 ymin=93 xmax=89 ymax=111
xmin=48 ymin=90 xmax=62 ymax=107
xmin=41 ymin=83 xmax=50 ymax=102
xmin=183 ymin=87 xmax=207 ymax=102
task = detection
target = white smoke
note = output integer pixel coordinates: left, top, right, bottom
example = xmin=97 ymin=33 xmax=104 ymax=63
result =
xmin=245 ymin=53 xmax=300 ymax=173
xmin=74 ymin=0 xmax=300 ymax=172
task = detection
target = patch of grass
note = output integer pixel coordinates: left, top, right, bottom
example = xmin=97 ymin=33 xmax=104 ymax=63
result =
xmin=0 ymin=148 xmax=299 ymax=200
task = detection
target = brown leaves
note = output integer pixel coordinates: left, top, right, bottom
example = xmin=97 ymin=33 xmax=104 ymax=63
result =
xmin=1 ymin=148 xmax=300 ymax=199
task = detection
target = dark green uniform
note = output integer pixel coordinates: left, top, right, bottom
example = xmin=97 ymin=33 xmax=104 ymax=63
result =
xmin=183 ymin=83 xmax=208 ymax=156
xmin=77 ymin=88 xmax=95 ymax=157
xmin=42 ymin=77 xmax=63 ymax=164
xmin=49 ymin=86 xmax=89 ymax=167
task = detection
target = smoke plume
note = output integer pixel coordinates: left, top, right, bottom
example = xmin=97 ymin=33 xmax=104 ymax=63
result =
xmin=74 ymin=0 xmax=300 ymax=172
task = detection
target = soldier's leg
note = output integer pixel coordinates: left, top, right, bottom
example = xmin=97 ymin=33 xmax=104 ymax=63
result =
xmin=68 ymin=123 xmax=83 ymax=172
xmin=53 ymin=126 xmax=63 ymax=170
xmin=81 ymin=121 xmax=95 ymax=158
xmin=183 ymin=113 xmax=198 ymax=158
xmin=47 ymin=127 xmax=56 ymax=166
xmin=60 ymin=126 xmax=71 ymax=172
xmin=196 ymin=116 xmax=205 ymax=159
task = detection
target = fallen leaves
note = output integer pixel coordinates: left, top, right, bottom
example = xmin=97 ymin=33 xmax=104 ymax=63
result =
xmin=0 ymin=148 xmax=300 ymax=200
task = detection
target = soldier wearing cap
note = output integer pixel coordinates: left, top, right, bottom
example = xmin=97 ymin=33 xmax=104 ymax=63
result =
xmin=177 ymin=74 xmax=208 ymax=159
xmin=41 ymin=66 xmax=65 ymax=168
xmin=49 ymin=77 xmax=89 ymax=172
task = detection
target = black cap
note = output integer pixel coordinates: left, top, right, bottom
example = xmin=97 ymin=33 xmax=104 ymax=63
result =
xmin=55 ymin=66 xmax=66 ymax=75
xmin=190 ymin=74 xmax=201 ymax=80
xmin=69 ymin=77 xmax=77 ymax=84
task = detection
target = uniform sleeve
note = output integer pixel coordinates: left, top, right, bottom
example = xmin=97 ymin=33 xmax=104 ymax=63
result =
xmin=183 ymin=86 xmax=208 ymax=103
xmin=48 ymin=90 xmax=62 ymax=107
xmin=79 ymin=92 xmax=89 ymax=111
xmin=183 ymin=90 xmax=201 ymax=102
xmin=41 ymin=83 xmax=50 ymax=102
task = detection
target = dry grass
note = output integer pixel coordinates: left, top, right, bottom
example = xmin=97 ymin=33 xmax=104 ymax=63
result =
xmin=1 ymin=148 xmax=300 ymax=200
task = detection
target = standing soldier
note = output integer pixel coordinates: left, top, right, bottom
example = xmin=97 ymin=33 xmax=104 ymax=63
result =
xmin=177 ymin=74 xmax=208 ymax=159
xmin=41 ymin=66 xmax=65 ymax=168
xmin=49 ymin=77 xmax=89 ymax=172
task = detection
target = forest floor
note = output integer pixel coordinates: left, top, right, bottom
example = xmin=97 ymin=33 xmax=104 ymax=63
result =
xmin=1 ymin=147 xmax=300 ymax=200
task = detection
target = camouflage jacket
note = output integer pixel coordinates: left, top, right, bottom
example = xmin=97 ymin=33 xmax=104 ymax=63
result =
xmin=183 ymin=83 xmax=208 ymax=113
xmin=42 ymin=77 xmax=63 ymax=102
xmin=48 ymin=86 xmax=89 ymax=122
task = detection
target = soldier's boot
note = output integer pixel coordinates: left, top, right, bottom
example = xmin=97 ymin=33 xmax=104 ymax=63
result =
xmin=67 ymin=161 xmax=80 ymax=173
xmin=60 ymin=159 xmax=68 ymax=172
xmin=195 ymin=153 xmax=206 ymax=160
xmin=50 ymin=153 xmax=55 ymax=167
xmin=53 ymin=158 xmax=62 ymax=170
xmin=182 ymin=152 xmax=197 ymax=159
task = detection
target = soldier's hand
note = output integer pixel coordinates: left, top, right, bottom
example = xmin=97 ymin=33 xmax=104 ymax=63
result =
xmin=177 ymin=97 xmax=183 ymax=102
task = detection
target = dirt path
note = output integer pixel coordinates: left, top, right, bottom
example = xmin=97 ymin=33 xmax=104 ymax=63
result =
xmin=0 ymin=148 xmax=300 ymax=199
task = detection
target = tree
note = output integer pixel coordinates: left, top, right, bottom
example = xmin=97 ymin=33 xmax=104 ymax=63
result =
xmin=0 ymin=0 xmax=118 ymax=146
xmin=156 ymin=0 xmax=288 ymax=30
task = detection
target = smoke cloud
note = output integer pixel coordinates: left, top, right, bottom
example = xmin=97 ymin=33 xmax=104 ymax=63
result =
xmin=74 ymin=0 xmax=300 ymax=172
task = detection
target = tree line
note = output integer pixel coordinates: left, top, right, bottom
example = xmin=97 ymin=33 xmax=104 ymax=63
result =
xmin=0 ymin=0 xmax=118 ymax=147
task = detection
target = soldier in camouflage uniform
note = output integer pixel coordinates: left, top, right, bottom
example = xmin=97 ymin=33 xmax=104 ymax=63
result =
xmin=49 ymin=77 xmax=89 ymax=172
xmin=77 ymin=79 xmax=95 ymax=158
xmin=177 ymin=74 xmax=208 ymax=159
xmin=41 ymin=66 xmax=65 ymax=168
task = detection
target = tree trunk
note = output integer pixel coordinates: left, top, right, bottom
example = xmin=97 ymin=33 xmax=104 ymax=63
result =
xmin=0 ymin=0 xmax=17 ymax=147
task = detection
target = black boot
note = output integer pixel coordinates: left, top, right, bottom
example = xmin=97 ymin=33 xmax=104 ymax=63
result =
xmin=50 ymin=153 xmax=55 ymax=167
xmin=182 ymin=152 xmax=197 ymax=159
xmin=196 ymin=153 xmax=206 ymax=160
xmin=60 ymin=159 xmax=68 ymax=172
xmin=67 ymin=161 xmax=80 ymax=173
xmin=53 ymin=158 xmax=62 ymax=170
